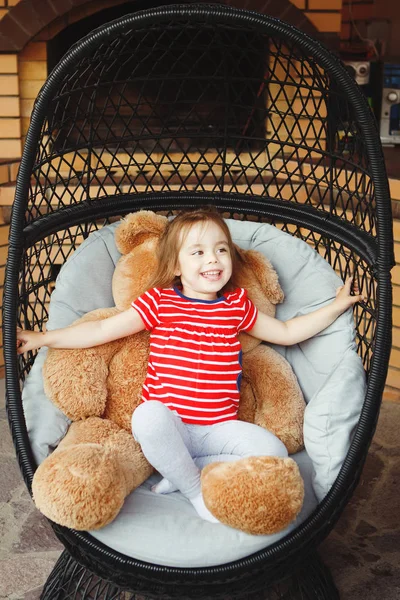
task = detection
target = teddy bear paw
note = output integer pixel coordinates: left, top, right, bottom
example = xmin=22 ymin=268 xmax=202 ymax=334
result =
xmin=201 ymin=456 xmax=304 ymax=535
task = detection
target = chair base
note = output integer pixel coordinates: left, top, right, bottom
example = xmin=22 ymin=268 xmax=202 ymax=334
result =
xmin=40 ymin=549 xmax=340 ymax=599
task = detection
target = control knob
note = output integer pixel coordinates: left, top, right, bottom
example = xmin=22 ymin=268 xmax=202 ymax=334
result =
xmin=387 ymin=91 xmax=399 ymax=103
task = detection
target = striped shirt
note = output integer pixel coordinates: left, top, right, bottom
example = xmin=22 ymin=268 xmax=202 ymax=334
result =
xmin=131 ymin=287 xmax=258 ymax=425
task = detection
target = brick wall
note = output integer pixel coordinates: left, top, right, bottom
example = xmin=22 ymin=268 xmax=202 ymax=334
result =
xmin=18 ymin=41 xmax=47 ymax=141
xmin=0 ymin=53 xmax=21 ymax=160
xmin=341 ymin=0 xmax=400 ymax=59
xmin=341 ymin=0 xmax=375 ymax=46
xmin=338 ymin=0 xmax=400 ymax=400
xmin=0 ymin=0 xmax=342 ymax=377
xmin=303 ymin=0 xmax=342 ymax=33
xmin=387 ymin=181 xmax=400 ymax=400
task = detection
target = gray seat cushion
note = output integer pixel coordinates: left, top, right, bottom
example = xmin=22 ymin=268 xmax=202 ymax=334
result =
xmin=22 ymin=217 xmax=366 ymax=567
xmin=91 ymin=450 xmax=316 ymax=567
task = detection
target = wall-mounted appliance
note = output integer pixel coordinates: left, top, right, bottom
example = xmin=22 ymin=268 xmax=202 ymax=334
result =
xmin=380 ymin=63 xmax=400 ymax=146
xmin=343 ymin=61 xmax=371 ymax=86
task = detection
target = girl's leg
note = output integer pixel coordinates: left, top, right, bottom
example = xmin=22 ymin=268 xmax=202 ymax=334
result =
xmin=155 ymin=422 xmax=287 ymax=494
xmin=131 ymin=401 xmax=219 ymax=522
xmin=154 ymin=455 xmax=235 ymax=494
xmin=190 ymin=420 xmax=288 ymax=462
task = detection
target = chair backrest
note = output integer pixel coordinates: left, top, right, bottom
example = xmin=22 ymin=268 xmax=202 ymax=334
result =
xmin=4 ymin=3 xmax=393 ymax=581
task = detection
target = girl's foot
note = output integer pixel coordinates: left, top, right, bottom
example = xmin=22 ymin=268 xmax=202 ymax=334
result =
xmin=151 ymin=477 xmax=177 ymax=494
xmin=152 ymin=478 xmax=220 ymax=524
xmin=189 ymin=493 xmax=220 ymax=523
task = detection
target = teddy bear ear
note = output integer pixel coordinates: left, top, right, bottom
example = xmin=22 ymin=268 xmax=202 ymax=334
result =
xmin=114 ymin=211 xmax=168 ymax=255
xmin=235 ymin=246 xmax=284 ymax=305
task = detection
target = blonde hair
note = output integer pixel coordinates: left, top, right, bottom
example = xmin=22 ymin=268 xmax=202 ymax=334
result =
xmin=147 ymin=207 xmax=243 ymax=292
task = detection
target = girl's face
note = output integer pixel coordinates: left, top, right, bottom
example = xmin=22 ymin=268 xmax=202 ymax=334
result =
xmin=175 ymin=221 xmax=233 ymax=300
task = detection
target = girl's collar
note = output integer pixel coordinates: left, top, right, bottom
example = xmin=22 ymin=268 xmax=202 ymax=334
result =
xmin=173 ymin=286 xmax=226 ymax=304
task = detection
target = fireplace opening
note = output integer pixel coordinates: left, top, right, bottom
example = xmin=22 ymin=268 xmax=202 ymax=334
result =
xmin=47 ymin=1 xmax=267 ymax=154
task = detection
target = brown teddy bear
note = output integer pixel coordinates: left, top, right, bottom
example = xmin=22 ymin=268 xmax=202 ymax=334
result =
xmin=32 ymin=210 xmax=305 ymax=535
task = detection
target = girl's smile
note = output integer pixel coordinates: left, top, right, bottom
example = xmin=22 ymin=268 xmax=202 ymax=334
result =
xmin=200 ymin=269 xmax=223 ymax=281
xmin=175 ymin=221 xmax=233 ymax=300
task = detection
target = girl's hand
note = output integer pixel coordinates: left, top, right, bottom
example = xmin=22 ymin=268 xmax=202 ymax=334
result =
xmin=16 ymin=327 xmax=46 ymax=354
xmin=334 ymin=277 xmax=365 ymax=313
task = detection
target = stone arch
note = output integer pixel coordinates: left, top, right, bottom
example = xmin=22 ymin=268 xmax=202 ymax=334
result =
xmin=0 ymin=0 xmax=321 ymax=52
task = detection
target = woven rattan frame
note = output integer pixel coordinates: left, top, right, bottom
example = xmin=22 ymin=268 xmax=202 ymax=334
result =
xmin=3 ymin=4 xmax=393 ymax=598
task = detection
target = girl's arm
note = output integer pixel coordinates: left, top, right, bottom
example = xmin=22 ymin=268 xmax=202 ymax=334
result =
xmin=248 ymin=277 xmax=364 ymax=346
xmin=16 ymin=307 xmax=145 ymax=354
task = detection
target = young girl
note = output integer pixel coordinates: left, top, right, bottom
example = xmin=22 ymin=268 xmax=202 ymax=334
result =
xmin=17 ymin=207 xmax=364 ymax=525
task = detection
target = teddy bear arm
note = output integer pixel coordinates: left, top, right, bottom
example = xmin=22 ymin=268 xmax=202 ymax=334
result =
xmin=43 ymin=308 xmax=123 ymax=420
xmin=103 ymin=331 xmax=150 ymax=431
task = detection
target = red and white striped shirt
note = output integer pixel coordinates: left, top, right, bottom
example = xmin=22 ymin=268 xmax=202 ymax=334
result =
xmin=131 ymin=287 xmax=258 ymax=425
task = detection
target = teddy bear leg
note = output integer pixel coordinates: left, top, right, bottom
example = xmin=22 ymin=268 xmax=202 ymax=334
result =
xmin=32 ymin=417 xmax=153 ymax=530
xmin=241 ymin=345 xmax=306 ymax=455
xmin=201 ymin=456 xmax=304 ymax=535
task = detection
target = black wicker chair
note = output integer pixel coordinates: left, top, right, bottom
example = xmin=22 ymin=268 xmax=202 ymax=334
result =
xmin=4 ymin=4 xmax=394 ymax=599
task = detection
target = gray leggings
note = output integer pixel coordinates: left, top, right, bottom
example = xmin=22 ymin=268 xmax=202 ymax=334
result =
xmin=131 ymin=401 xmax=288 ymax=500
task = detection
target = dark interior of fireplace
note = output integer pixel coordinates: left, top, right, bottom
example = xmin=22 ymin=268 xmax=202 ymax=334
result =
xmin=46 ymin=1 xmax=267 ymax=153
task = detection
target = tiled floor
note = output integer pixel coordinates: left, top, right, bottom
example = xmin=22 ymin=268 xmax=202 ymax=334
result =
xmin=0 ymin=379 xmax=63 ymax=600
xmin=1 ymin=376 xmax=400 ymax=599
